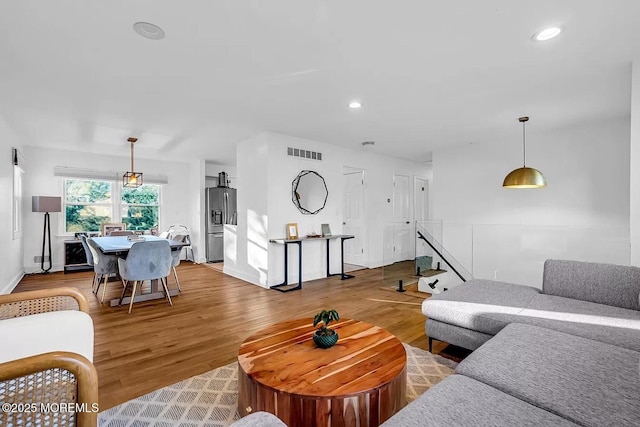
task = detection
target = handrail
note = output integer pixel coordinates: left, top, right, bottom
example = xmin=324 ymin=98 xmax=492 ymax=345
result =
xmin=417 ymin=230 xmax=467 ymax=282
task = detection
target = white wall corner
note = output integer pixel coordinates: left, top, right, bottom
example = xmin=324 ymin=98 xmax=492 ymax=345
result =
xmin=0 ymin=270 xmax=25 ymax=295
xmin=223 ymin=265 xmax=269 ymax=288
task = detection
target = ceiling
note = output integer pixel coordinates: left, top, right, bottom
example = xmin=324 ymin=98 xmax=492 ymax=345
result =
xmin=1 ymin=0 xmax=639 ymax=164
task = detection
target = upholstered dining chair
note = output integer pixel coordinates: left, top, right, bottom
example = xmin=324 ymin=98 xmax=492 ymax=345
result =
xmin=86 ymin=238 xmax=120 ymax=303
xmin=79 ymin=235 xmax=96 ymax=291
xmin=159 ymin=231 xmax=186 ymax=292
xmin=169 ymin=250 xmax=182 ymax=292
xmin=117 ymin=240 xmax=173 ymax=314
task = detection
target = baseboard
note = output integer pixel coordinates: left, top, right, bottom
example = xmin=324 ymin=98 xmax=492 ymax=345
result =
xmin=222 ymin=266 xmax=269 ymax=289
xmin=368 ymin=258 xmax=386 ymax=269
xmin=1 ymin=270 xmax=25 ymax=295
xmin=23 ymin=264 xmax=64 ymax=275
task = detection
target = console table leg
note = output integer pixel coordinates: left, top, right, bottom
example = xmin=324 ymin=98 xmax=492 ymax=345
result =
xmin=340 ymin=237 xmax=355 ymax=280
xmin=271 ymin=241 xmax=303 ymax=292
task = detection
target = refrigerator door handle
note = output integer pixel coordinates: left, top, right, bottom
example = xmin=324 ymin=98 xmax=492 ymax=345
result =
xmin=223 ymin=191 xmax=229 ymax=225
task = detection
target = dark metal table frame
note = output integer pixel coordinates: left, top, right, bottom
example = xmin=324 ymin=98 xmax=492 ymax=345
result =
xmin=269 ymin=235 xmax=355 ymax=293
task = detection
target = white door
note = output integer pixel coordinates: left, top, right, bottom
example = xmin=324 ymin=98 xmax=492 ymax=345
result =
xmin=414 ymin=177 xmax=428 ymax=223
xmin=393 ymin=174 xmax=412 ymax=262
xmin=343 ymin=169 xmax=365 ymax=265
xmin=414 ymin=177 xmax=430 ymax=257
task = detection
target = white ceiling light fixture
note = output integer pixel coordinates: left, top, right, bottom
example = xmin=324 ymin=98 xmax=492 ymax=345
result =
xmin=348 ymin=101 xmax=362 ymax=109
xmin=531 ymin=26 xmax=564 ymax=42
xmin=133 ymin=22 xmax=166 ymax=40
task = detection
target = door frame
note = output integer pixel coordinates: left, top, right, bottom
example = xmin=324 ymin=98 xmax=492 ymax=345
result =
xmin=392 ymin=173 xmax=412 ymax=262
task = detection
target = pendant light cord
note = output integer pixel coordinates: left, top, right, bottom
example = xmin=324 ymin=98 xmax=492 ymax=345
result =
xmin=522 ymin=120 xmax=526 ymax=167
xmin=130 ymin=141 xmax=135 ymax=171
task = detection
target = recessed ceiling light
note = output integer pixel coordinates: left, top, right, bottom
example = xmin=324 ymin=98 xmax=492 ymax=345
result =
xmin=133 ymin=22 xmax=166 ymax=40
xmin=531 ymin=26 xmax=564 ymax=42
xmin=349 ymin=101 xmax=362 ymax=109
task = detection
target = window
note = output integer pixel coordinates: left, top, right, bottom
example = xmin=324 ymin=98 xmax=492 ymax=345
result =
xmin=121 ymin=185 xmax=160 ymax=231
xmin=63 ymin=179 xmax=160 ymax=233
xmin=64 ymin=179 xmax=113 ymax=233
xmin=13 ymin=165 xmax=24 ymax=240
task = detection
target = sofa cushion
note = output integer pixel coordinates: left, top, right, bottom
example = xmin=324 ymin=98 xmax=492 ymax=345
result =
xmin=380 ymin=375 xmax=578 ymax=427
xmin=422 ymin=280 xmax=541 ymax=335
xmin=543 ymin=259 xmax=640 ymax=311
xmin=455 ymin=323 xmax=640 ymax=427
xmin=229 ymin=412 xmax=287 ymax=427
xmin=519 ymin=293 xmax=640 ymax=351
xmin=0 ymin=311 xmax=94 ymax=363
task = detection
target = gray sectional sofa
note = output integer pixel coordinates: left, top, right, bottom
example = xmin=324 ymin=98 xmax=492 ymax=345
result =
xmin=384 ymin=322 xmax=640 ymax=426
xmin=389 ymin=258 xmax=640 ymax=426
xmin=234 ymin=259 xmax=640 ymax=426
xmin=423 ymin=259 xmax=640 ymax=352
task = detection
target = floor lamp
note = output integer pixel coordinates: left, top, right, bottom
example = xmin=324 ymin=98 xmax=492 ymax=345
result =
xmin=32 ymin=196 xmax=62 ymax=273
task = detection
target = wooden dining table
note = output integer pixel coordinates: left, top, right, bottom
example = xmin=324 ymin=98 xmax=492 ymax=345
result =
xmin=91 ymin=235 xmax=189 ymax=307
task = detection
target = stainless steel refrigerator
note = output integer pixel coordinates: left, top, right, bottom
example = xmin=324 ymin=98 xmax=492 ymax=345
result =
xmin=205 ymin=186 xmax=237 ymax=262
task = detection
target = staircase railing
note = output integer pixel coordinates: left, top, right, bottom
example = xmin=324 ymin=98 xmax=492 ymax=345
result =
xmin=417 ymin=230 xmax=466 ymax=282
xmin=415 ymin=222 xmax=473 ymax=284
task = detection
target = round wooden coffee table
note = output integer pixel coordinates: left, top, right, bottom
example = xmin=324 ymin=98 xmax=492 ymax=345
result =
xmin=237 ymin=318 xmax=406 ymax=427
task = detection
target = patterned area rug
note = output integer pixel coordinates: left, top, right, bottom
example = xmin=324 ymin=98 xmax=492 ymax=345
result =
xmin=99 ymin=344 xmax=457 ymax=427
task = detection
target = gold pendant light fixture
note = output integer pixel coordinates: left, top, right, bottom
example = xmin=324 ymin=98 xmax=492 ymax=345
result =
xmin=503 ymin=116 xmax=546 ymax=188
xmin=123 ymin=137 xmax=143 ymax=187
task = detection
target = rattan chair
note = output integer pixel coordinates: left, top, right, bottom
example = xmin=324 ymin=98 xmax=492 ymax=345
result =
xmin=0 ymin=287 xmax=98 ymax=427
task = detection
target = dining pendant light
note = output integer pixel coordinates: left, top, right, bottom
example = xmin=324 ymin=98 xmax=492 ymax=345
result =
xmin=503 ymin=116 xmax=546 ymax=188
xmin=123 ymin=137 xmax=143 ymax=187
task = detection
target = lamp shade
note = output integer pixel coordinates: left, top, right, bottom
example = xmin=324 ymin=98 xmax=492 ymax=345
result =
xmin=502 ymin=167 xmax=547 ymax=188
xmin=32 ymin=196 xmax=62 ymax=213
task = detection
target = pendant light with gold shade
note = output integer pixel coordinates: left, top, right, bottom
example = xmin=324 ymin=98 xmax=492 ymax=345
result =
xmin=503 ymin=116 xmax=546 ymax=188
xmin=123 ymin=137 xmax=143 ymax=187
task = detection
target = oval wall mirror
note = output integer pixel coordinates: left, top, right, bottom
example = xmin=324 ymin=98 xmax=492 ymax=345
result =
xmin=292 ymin=170 xmax=328 ymax=215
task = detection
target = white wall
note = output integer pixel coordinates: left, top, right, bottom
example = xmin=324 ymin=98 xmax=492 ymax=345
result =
xmin=630 ymin=60 xmax=640 ymax=265
xmin=265 ymin=134 xmax=344 ymax=285
xmin=0 ymin=115 xmax=24 ymax=294
xmin=22 ymin=146 xmax=204 ymax=273
xmin=227 ymin=131 xmax=431 ymax=287
xmin=433 ymin=117 xmax=630 ymax=288
xmin=224 ymin=135 xmax=270 ymax=285
xmin=189 ymin=159 xmax=207 ymax=264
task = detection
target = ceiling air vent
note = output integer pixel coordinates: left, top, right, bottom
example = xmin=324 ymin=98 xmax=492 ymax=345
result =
xmin=287 ymin=147 xmax=322 ymax=161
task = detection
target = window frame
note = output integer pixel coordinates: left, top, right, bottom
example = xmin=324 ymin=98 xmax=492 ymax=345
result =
xmin=120 ymin=185 xmax=162 ymax=232
xmin=13 ymin=164 xmax=24 ymax=240
xmin=61 ymin=178 xmax=161 ymax=235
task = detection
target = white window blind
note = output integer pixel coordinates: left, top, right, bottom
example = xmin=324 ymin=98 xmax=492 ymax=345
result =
xmin=54 ymin=166 xmax=169 ymax=184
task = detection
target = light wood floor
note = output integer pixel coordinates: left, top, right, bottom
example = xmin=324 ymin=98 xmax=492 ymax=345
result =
xmin=14 ymin=263 xmax=449 ymax=411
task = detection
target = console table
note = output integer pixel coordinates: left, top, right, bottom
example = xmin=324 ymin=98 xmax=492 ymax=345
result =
xmin=269 ymin=234 xmax=355 ymax=292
